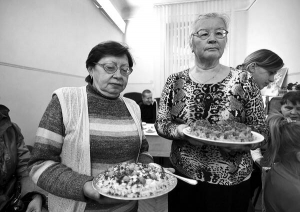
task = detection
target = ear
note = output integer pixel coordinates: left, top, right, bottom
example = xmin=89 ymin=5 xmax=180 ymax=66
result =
xmin=189 ymin=35 xmax=194 ymax=53
xmin=296 ymin=152 xmax=300 ymax=162
xmin=248 ymin=63 xmax=256 ymax=73
xmin=87 ymin=67 xmax=93 ymax=75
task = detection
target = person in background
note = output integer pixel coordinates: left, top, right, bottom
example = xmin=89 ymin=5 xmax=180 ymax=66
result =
xmin=139 ymin=89 xmax=157 ymax=123
xmin=236 ymin=49 xmax=284 ymax=202
xmin=258 ymin=91 xmax=300 ymax=164
xmin=28 ymin=41 xmax=153 ymax=212
xmin=155 ymin=12 xmax=268 ymax=212
xmin=263 ymin=113 xmax=300 ymax=212
xmin=0 ymin=104 xmax=46 ymax=212
xmin=236 ymin=49 xmax=284 ymax=90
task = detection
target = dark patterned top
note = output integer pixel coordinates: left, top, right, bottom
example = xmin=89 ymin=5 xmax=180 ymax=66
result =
xmin=155 ymin=68 xmax=269 ymax=185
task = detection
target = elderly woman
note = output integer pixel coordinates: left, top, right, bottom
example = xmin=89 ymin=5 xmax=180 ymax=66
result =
xmin=28 ymin=41 xmax=153 ymax=212
xmin=155 ymin=13 xmax=269 ymax=212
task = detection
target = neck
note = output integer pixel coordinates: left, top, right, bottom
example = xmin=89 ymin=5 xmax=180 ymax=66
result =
xmin=194 ymin=63 xmax=221 ymax=73
xmin=195 ymin=56 xmax=220 ymax=70
xmin=89 ymin=83 xmax=119 ymax=100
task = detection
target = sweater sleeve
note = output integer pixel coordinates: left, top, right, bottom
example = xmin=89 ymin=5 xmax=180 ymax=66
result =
xmin=28 ymin=95 xmax=93 ymax=202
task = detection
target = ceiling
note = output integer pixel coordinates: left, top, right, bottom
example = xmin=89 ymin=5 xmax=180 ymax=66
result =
xmin=110 ymin=0 xmax=218 ymax=19
xmin=109 ymin=0 xmax=256 ymax=20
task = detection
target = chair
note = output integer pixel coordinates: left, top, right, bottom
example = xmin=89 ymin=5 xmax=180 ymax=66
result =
xmin=123 ymin=92 xmax=142 ymax=104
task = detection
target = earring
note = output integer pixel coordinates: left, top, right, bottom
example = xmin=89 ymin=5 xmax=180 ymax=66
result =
xmin=90 ymin=75 xmax=93 ymax=80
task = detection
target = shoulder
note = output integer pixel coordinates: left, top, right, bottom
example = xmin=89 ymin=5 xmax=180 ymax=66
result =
xmin=167 ymin=69 xmax=188 ymax=79
xmin=122 ymin=97 xmax=140 ymax=109
xmin=53 ymin=86 xmax=86 ymax=95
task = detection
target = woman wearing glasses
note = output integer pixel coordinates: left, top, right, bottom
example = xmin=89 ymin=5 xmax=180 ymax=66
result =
xmin=28 ymin=41 xmax=153 ymax=212
xmin=155 ymin=13 xmax=269 ymax=212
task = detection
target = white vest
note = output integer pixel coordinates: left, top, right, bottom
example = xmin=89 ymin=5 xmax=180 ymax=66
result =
xmin=48 ymin=86 xmax=142 ymax=212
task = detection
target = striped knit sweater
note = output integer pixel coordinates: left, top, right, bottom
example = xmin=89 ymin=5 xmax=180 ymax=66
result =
xmin=28 ymin=84 xmax=153 ymax=211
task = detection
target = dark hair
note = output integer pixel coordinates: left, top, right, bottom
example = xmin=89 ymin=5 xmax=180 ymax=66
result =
xmin=85 ymin=41 xmax=134 ymax=83
xmin=280 ymin=91 xmax=300 ymax=105
xmin=236 ymin=49 xmax=284 ymax=74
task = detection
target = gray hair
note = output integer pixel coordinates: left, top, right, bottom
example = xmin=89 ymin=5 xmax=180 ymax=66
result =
xmin=189 ymin=12 xmax=230 ymax=50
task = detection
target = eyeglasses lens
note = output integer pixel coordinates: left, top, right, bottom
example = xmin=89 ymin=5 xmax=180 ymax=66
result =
xmin=195 ymin=29 xmax=228 ymax=40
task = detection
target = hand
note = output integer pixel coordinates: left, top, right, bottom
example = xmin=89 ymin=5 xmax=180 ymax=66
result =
xmin=176 ymin=124 xmax=189 ymax=138
xmin=176 ymin=124 xmax=204 ymax=147
xmin=83 ymin=181 xmax=129 ymax=204
xmin=25 ymin=194 xmax=42 ymax=212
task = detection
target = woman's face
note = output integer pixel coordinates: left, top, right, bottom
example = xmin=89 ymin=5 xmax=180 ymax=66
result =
xmin=191 ymin=17 xmax=227 ymax=63
xmin=89 ymin=55 xmax=129 ymax=98
xmin=281 ymin=100 xmax=300 ymax=121
xmin=252 ymin=66 xmax=276 ymax=90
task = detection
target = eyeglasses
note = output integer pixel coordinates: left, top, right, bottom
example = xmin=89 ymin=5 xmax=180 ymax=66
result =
xmin=192 ymin=29 xmax=228 ymax=40
xmin=94 ymin=62 xmax=133 ymax=76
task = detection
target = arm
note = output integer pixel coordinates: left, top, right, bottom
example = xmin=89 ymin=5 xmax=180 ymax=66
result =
xmin=243 ymin=77 xmax=270 ymax=146
xmin=14 ymin=123 xmax=31 ymax=182
xmin=12 ymin=124 xmax=46 ymax=211
xmin=137 ymin=136 xmax=154 ymax=164
xmin=155 ymin=74 xmax=188 ymax=140
xmin=28 ymin=95 xmax=93 ymax=202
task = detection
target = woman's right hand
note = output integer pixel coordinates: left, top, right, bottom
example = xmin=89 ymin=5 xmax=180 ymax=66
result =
xmin=83 ymin=181 xmax=129 ymax=204
xmin=177 ymin=124 xmax=205 ymax=147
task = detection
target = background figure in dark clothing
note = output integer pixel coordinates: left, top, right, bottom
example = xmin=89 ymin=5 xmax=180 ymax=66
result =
xmin=139 ymin=89 xmax=157 ymax=123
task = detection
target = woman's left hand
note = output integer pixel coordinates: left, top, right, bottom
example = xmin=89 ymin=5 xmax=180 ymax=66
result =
xmin=25 ymin=194 xmax=43 ymax=212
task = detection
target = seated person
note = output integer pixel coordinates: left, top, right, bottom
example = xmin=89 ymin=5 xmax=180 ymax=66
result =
xmin=256 ymin=91 xmax=300 ymax=165
xmin=0 ymin=104 xmax=46 ymax=212
xmin=263 ymin=113 xmax=300 ymax=212
xmin=139 ymin=89 xmax=157 ymax=123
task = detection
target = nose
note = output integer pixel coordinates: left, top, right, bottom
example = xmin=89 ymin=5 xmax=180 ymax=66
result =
xmin=291 ymin=108 xmax=298 ymax=114
xmin=207 ymin=33 xmax=217 ymax=43
xmin=113 ymin=68 xmax=123 ymax=78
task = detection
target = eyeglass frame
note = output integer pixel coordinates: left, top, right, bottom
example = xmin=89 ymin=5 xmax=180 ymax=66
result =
xmin=192 ymin=29 xmax=229 ymax=40
xmin=94 ymin=62 xmax=133 ymax=76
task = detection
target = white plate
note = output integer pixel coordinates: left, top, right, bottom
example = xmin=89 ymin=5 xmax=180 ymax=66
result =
xmin=92 ymin=164 xmax=177 ymax=200
xmin=143 ymin=124 xmax=158 ymax=136
xmin=183 ymin=127 xmax=264 ymax=148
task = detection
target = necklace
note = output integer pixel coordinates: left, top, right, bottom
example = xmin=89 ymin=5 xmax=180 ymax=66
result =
xmin=191 ymin=66 xmax=221 ymax=84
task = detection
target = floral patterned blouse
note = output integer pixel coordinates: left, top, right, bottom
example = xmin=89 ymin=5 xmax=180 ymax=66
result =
xmin=155 ymin=68 xmax=269 ymax=185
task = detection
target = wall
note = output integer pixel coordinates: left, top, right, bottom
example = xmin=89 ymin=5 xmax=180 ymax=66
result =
xmin=246 ymin=0 xmax=300 ymax=84
xmin=0 ymin=0 xmax=123 ymax=145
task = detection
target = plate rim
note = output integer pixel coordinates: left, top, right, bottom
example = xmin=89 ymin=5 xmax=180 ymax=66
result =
xmin=92 ymin=165 xmax=177 ymax=200
xmin=183 ymin=127 xmax=264 ymax=145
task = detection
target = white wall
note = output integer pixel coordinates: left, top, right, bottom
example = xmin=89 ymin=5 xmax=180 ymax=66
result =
xmin=0 ymin=0 xmax=123 ymax=145
xmin=246 ymin=0 xmax=300 ymax=84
